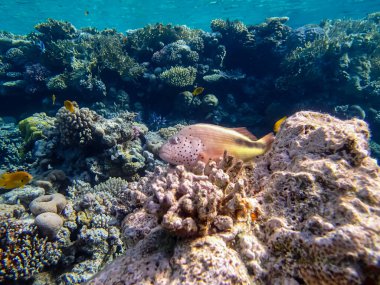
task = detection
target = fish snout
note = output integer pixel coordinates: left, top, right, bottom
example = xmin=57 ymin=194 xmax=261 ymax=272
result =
xmin=158 ymin=143 xmax=171 ymax=163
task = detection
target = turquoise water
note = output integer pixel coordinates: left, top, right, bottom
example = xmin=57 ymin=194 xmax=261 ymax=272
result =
xmin=1 ymin=0 xmax=380 ymax=34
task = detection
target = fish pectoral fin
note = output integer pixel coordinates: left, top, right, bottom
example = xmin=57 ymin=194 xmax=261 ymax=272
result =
xmin=232 ymin=127 xmax=257 ymax=141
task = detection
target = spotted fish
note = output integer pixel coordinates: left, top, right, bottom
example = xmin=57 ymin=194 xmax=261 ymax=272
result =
xmin=159 ymin=123 xmax=274 ymax=167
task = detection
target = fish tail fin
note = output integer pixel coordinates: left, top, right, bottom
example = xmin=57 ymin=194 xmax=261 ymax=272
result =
xmin=259 ymin=132 xmax=275 ymax=151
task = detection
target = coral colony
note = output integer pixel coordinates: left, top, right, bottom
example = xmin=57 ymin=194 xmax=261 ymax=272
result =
xmin=0 ymin=14 xmax=380 ymax=285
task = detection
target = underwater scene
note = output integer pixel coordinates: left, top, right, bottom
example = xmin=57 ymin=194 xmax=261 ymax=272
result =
xmin=1 ymin=0 xmax=380 ymax=284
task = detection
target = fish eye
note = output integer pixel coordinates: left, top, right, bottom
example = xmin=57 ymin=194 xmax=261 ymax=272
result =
xmin=170 ymin=136 xmax=181 ymax=144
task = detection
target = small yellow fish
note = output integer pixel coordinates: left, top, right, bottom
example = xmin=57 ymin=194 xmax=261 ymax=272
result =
xmin=159 ymin=123 xmax=274 ymax=167
xmin=192 ymin=87 xmax=204 ymax=96
xmin=274 ymin=116 xmax=287 ymax=133
xmin=0 ymin=171 xmax=33 ymax=190
xmin=64 ymin=100 xmax=76 ymax=113
xmin=52 ymin=94 xmax=56 ymax=105
xmin=84 ymin=10 xmax=90 ymax=16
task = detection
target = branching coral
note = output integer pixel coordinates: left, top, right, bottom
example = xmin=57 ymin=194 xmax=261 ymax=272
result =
xmin=91 ymin=33 xmax=145 ymax=81
xmin=159 ymin=66 xmax=197 ymax=87
xmin=0 ymin=219 xmax=61 ymax=282
xmin=144 ymin=153 xmax=257 ymax=238
xmin=55 ymin=104 xmax=99 ymax=146
xmin=125 ymin=24 xmax=202 ymax=60
xmin=35 ymin=18 xmax=77 ymax=41
xmin=0 ymin=123 xmax=26 ymax=170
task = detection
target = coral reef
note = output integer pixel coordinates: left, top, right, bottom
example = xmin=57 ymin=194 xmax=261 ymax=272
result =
xmin=18 ymin=112 xmax=55 ymax=147
xmin=0 ymin=176 xmax=151 ymax=284
xmin=88 ymin=111 xmax=380 ymax=285
xmin=34 ymin=212 xmax=64 ymax=239
xmin=34 ymin=106 xmax=147 ymax=181
xmin=29 ymin=193 xmax=67 ymax=215
xmin=1 ymin=16 xmax=380 ymax=150
xmin=2 ymin=12 xmax=380 ymax=285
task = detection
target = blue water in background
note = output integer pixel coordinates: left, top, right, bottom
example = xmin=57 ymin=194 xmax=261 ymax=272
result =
xmin=1 ymin=0 xmax=380 ymax=34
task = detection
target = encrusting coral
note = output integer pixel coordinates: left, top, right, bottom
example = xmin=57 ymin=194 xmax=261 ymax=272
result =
xmin=88 ymin=111 xmax=380 ymax=285
xmin=247 ymin=111 xmax=380 ymax=284
xmin=18 ymin=112 xmax=55 ymax=147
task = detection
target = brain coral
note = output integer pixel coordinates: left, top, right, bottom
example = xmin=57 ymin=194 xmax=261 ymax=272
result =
xmin=88 ymin=111 xmax=380 ymax=285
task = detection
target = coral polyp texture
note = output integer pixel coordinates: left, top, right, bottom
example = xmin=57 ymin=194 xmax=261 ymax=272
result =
xmin=34 ymin=106 xmax=147 ymax=181
xmin=249 ymin=111 xmax=380 ymax=284
xmin=0 ymin=219 xmax=61 ymax=282
xmin=88 ymin=111 xmax=380 ymax=285
xmin=144 ymin=156 xmax=255 ymax=238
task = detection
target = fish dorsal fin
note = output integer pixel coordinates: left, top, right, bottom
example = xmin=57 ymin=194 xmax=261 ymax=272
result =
xmin=232 ymin=127 xmax=257 ymax=141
